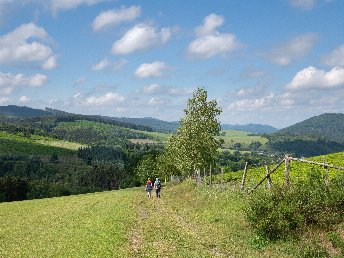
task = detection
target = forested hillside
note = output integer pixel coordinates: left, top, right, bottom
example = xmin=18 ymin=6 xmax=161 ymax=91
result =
xmin=278 ymin=113 xmax=344 ymax=143
xmin=0 ymin=109 xmax=163 ymax=202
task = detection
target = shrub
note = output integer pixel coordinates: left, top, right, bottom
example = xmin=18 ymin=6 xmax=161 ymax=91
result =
xmin=245 ymin=169 xmax=344 ymax=240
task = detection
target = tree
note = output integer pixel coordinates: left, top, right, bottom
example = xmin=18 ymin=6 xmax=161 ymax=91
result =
xmin=163 ymin=88 xmax=222 ymax=176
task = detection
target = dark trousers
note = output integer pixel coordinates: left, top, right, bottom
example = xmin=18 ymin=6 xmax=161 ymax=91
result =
xmin=155 ymin=189 xmax=160 ymax=198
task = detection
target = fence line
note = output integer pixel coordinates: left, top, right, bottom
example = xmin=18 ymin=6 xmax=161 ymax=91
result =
xmin=247 ymin=155 xmax=344 ymax=193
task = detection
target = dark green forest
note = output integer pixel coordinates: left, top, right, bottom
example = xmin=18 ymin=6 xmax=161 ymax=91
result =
xmin=0 ymin=110 xmax=163 ymax=202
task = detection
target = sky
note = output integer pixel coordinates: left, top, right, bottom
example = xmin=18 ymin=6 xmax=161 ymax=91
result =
xmin=0 ymin=0 xmax=344 ymax=128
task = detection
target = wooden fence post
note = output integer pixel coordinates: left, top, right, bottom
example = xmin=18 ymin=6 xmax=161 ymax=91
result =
xmin=203 ymin=168 xmax=206 ymax=186
xmin=285 ymin=155 xmax=290 ymax=187
xmin=323 ymin=156 xmax=329 ymax=187
xmin=209 ymin=165 xmax=212 ymax=186
xmin=241 ymin=162 xmax=248 ymax=190
xmin=265 ymin=165 xmax=272 ymax=190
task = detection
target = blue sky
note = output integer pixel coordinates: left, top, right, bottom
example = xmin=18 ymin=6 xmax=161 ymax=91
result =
xmin=0 ymin=0 xmax=344 ymax=128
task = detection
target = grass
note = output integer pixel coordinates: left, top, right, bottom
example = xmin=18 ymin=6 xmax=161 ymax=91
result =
xmin=0 ymin=189 xmax=139 ymax=257
xmin=0 ymin=131 xmax=84 ymax=155
xmin=218 ymin=130 xmax=268 ymax=149
xmin=3 ymin=180 xmax=338 ymax=257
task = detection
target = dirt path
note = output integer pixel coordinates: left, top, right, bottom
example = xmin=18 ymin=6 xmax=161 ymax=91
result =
xmin=128 ymin=188 xmax=231 ymax=257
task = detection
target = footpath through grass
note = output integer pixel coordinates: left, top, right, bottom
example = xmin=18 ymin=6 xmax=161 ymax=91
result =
xmin=1 ymin=181 xmax=340 ymax=257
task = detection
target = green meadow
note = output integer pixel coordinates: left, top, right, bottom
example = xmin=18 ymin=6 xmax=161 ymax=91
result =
xmin=2 ymin=176 xmax=342 ymax=257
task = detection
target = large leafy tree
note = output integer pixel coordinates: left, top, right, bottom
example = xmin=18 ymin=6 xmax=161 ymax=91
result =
xmin=163 ymin=88 xmax=222 ymax=176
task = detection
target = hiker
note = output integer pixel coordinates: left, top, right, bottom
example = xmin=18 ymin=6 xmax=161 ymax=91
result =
xmin=154 ymin=177 xmax=161 ymax=198
xmin=146 ymin=178 xmax=153 ymax=198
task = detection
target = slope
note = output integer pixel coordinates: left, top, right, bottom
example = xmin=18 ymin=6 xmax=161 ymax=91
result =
xmin=277 ymin=113 xmax=344 ymax=143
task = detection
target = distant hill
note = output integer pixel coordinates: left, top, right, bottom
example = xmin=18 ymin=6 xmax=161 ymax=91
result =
xmin=0 ymin=105 xmax=52 ymax=118
xmin=277 ymin=113 xmax=344 ymax=143
xmin=221 ymin=123 xmax=278 ymax=134
xmin=108 ymin=117 xmax=179 ymax=133
xmin=0 ymin=105 xmax=278 ymax=134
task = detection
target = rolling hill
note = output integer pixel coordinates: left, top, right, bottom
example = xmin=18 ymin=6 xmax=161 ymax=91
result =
xmin=277 ymin=113 xmax=344 ymax=143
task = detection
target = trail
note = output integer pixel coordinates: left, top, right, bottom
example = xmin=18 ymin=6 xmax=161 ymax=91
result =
xmin=128 ymin=188 xmax=231 ymax=258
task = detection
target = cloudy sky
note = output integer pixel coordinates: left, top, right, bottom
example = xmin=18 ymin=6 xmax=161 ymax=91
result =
xmin=0 ymin=0 xmax=343 ymax=128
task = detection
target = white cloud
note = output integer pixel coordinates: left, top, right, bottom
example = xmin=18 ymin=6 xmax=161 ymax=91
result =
xmin=112 ymin=24 xmax=171 ymax=55
xmin=187 ymin=13 xmax=241 ymax=59
xmin=228 ymin=94 xmax=274 ymax=111
xmin=19 ymin=96 xmax=30 ymax=103
xmin=92 ymin=59 xmax=110 ymax=71
xmin=286 ymin=66 xmax=344 ymax=90
xmin=85 ymin=92 xmax=125 ymax=106
xmin=148 ymin=97 xmax=167 ymax=105
xmin=266 ymin=33 xmax=318 ymax=65
xmin=323 ymin=44 xmax=344 ymax=67
xmin=135 ymin=61 xmax=168 ymax=78
xmin=234 ymin=84 xmax=265 ymax=97
xmin=92 ymin=5 xmax=141 ymax=31
xmin=0 ymin=23 xmax=57 ymax=69
xmin=91 ymin=58 xmax=128 ymax=71
xmin=51 ymin=0 xmax=105 ymax=14
xmin=167 ymin=87 xmax=194 ymax=96
xmin=143 ymin=84 xmax=161 ymax=94
xmin=0 ymin=72 xmax=48 ymax=95
xmin=42 ymin=56 xmax=57 ymax=70
xmin=289 ymin=0 xmax=316 ymax=10
xmin=195 ymin=13 xmax=224 ymax=37
xmin=0 ymin=97 xmax=10 ymax=105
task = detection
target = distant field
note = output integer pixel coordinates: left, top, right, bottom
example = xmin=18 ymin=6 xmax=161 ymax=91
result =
xmin=131 ymin=130 xmax=171 ymax=143
xmin=219 ymin=130 xmax=268 ymax=149
xmin=0 ymin=131 xmax=80 ymax=155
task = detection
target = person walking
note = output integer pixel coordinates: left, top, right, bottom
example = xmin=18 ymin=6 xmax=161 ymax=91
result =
xmin=154 ymin=177 xmax=161 ymax=198
xmin=146 ymin=178 xmax=153 ymax=198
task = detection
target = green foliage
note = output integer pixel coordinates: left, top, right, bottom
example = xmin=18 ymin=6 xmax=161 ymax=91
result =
xmin=163 ymin=88 xmax=222 ymax=175
xmin=278 ymin=113 xmax=344 ymax=143
xmin=53 ymin=120 xmax=151 ymax=146
xmin=328 ymin=231 xmax=344 ymax=255
xmin=0 ymin=176 xmax=28 ymax=202
xmin=245 ymin=170 xmax=344 ymax=240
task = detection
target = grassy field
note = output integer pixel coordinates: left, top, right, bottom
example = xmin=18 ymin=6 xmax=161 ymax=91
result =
xmin=0 ymin=131 xmax=85 ymax=155
xmin=3 ymin=178 xmax=342 ymax=257
xmin=218 ymin=130 xmax=268 ymax=149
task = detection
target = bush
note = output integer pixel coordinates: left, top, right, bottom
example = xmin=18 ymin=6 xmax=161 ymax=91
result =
xmin=245 ymin=169 xmax=344 ymax=240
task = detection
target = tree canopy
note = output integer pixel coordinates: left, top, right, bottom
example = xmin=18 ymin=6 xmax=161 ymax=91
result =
xmin=162 ymin=88 xmax=222 ymax=176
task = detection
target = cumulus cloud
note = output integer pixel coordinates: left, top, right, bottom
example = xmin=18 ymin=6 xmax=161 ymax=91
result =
xmin=266 ymin=33 xmax=318 ymax=65
xmin=195 ymin=13 xmax=224 ymax=37
xmin=323 ymin=44 xmax=344 ymax=67
xmin=148 ymin=97 xmax=168 ymax=105
xmin=19 ymin=96 xmax=30 ymax=103
xmin=286 ymin=66 xmax=344 ymax=90
xmin=187 ymin=13 xmax=241 ymax=59
xmin=84 ymin=92 xmax=125 ymax=106
xmin=141 ymin=84 xmax=194 ymax=96
xmin=112 ymin=24 xmax=171 ymax=55
xmin=51 ymin=0 xmax=105 ymax=14
xmin=0 ymin=23 xmax=57 ymax=69
xmin=0 ymin=72 xmax=48 ymax=95
xmin=228 ymin=94 xmax=274 ymax=111
xmin=91 ymin=58 xmax=128 ymax=71
xmin=143 ymin=83 xmax=162 ymax=94
xmin=135 ymin=61 xmax=168 ymax=78
xmin=92 ymin=5 xmax=141 ymax=31
xmin=234 ymin=84 xmax=266 ymax=97
xmin=289 ymin=0 xmax=316 ymax=10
